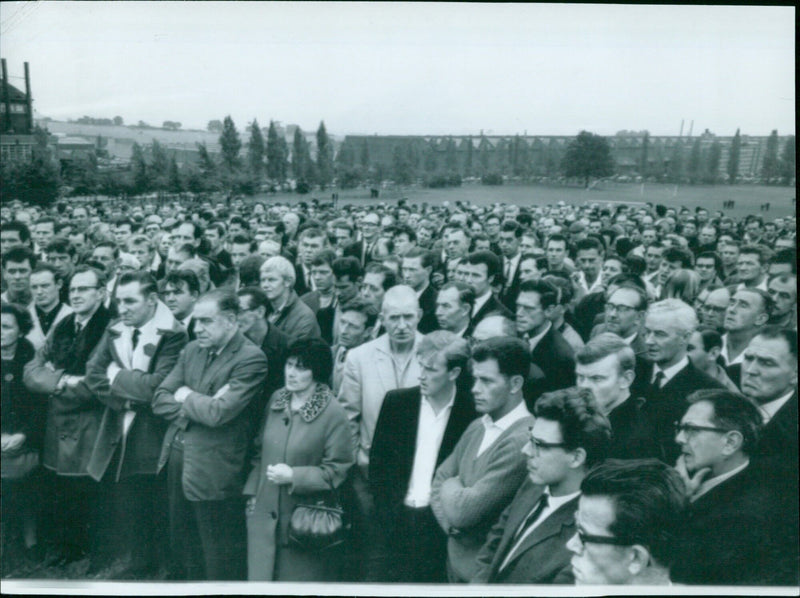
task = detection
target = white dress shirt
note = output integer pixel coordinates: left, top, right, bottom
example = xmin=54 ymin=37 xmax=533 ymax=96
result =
xmin=719 ymin=334 xmax=745 ymax=367
xmin=651 ymin=355 xmax=689 ymax=386
xmin=758 ymin=390 xmax=794 ymax=424
xmin=498 ymin=488 xmax=581 ymax=571
xmin=503 ymin=253 xmax=521 ymax=289
xmin=526 ymin=321 xmax=552 ymax=352
xmin=404 ymin=389 xmax=456 ymax=508
xmin=472 ymin=290 xmax=493 ymax=317
xmin=477 ymin=401 xmax=531 ymax=457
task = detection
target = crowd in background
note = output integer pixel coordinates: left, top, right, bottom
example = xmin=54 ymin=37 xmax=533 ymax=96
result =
xmin=0 ymin=193 xmax=797 ymax=586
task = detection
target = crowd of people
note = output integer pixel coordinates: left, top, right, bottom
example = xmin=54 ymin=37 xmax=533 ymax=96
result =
xmin=0 ymin=194 xmax=797 ymax=586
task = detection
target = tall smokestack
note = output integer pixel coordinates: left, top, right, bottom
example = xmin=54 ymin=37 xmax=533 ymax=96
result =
xmin=1 ymin=58 xmax=10 ymax=132
xmin=679 ymin=119 xmax=684 ymax=138
xmin=24 ymin=62 xmax=33 ymax=132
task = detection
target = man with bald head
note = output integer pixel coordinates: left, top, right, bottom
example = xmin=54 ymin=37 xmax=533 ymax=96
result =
xmin=337 ymin=285 xmax=423 ymax=580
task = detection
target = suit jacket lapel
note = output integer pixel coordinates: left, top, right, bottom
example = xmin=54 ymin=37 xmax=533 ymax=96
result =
xmin=501 ymin=494 xmax=578 ymax=572
xmin=373 ymin=338 xmax=396 ymax=393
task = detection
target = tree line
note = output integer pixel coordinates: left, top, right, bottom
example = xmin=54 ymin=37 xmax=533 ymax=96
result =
xmin=0 ymin=119 xmax=795 ymax=207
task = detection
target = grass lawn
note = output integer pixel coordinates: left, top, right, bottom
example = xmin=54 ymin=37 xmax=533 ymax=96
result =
xmin=252 ymin=182 xmax=796 ymax=220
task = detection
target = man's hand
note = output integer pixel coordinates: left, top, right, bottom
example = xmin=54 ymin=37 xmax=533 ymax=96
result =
xmin=266 ymin=463 xmax=294 ymax=485
xmin=1 ymin=433 xmax=26 ymax=453
xmin=246 ymin=496 xmax=257 ymax=515
xmin=675 ymin=454 xmax=712 ymax=498
xmin=174 ymin=386 xmax=193 ymax=403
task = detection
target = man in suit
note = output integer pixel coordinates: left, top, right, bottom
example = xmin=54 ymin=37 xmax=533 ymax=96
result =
xmin=348 ymin=211 xmax=381 ymax=268
xmin=566 ymin=459 xmax=686 ymax=585
xmin=671 ymin=390 xmax=792 ymax=585
xmin=23 ymin=265 xmax=112 ymax=566
xmin=636 ymin=298 xmax=724 ymax=464
xmin=259 ymin=255 xmax=321 ymax=342
xmin=337 ymin=285 xmax=424 ymax=581
xmin=162 ymin=269 xmax=200 ymax=341
xmin=462 ymin=251 xmax=513 ymax=336
xmin=84 ymin=271 xmax=188 ymax=576
xmin=575 ymin=334 xmax=659 ymax=460
xmin=370 ymin=332 xmax=477 ymax=582
xmin=516 ymin=279 xmax=575 ymax=392
xmin=430 ymin=337 xmax=535 ymax=583
xmin=402 ymin=248 xmax=438 ymax=334
xmin=330 ymin=297 xmax=377 ymax=396
xmin=719 ymin=288 xmax=771 ymax=387
xmin=293 ymin=227 xmax=329 ymax=296
xmin=472 ymin=386 xmax=611 ymax=584
xmin=498 ymin=221 xmax=524 ymax=311
xmin=236 ymin=286 xmax=289 ymax=425
xmin=435 ymin=281 xmax=474 ymax=338
xmin=153 ymin=289 xmax=268 ymax=580
xmin=27 ymin=264 xmax=73 ymax=350
xmin=300 ymin=249 xmax=338 ymax=343
xmin=740 ymin=327 xmax=799 ymax=579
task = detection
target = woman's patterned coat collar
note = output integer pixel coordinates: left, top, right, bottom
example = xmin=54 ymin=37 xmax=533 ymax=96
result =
xmin=271 ymin=383 xmax=332 ymax=422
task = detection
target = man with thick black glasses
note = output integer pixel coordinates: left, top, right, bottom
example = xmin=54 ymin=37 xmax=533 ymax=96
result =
xmin=471 ymin=386 xmax=611 ymax=584
xmin=567 ymin=459 xmax=685 ymax=585
xmin=671 ymin=389 xmax=791 ymax=585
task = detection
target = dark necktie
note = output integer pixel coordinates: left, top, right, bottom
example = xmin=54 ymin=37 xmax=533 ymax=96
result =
xmin=75 ymin=321 xmax=83 ymax=336
xmin=511 ymin=493 xmax=549 ymax=544
xmin=652 ymin=370 xmax=666 ymax=390
xmin=131 ymin=328 xmax=140 ymax=351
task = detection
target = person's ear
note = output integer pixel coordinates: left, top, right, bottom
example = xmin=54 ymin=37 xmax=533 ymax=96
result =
xmin=627 ymin=545 xmax=651 ymax=577
xmin=569 ymin=447 xmax=587 ymax=469
xmin=621 ymin=368 xmax=635 ymax=389
xmin=509 ymin=374 xmax=524 ymax=395
xmin=723 ymin=430 xmax=744 ymax=455
xmin=448 ymin=366 xmax=462 ymax=383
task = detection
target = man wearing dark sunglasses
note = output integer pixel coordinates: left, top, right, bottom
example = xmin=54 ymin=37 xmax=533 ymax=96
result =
xmin=471 ymin=387 xmax=611 ymax=584
xmin=567 ymin=459 xmax=685 ymax=585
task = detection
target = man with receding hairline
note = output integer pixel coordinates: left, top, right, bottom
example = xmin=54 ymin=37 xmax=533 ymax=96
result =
xmin=337 ymin=285 xmax=424 ymax=580
xmin=153 ymin=289 xmax=268 ymax=580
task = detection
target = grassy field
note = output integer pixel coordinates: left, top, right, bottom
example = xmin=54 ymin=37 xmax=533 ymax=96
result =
xmin=253 ymin=182 xmax=796 ymax=220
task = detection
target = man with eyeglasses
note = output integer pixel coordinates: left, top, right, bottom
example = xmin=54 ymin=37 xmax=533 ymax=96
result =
xmin=472 ymin=386 xmax=611 ymax=584
xmin=23 ymin=266 xmax=112 ymax=568
xmin=567 ymin=459 xmax=686 ymax=585
xmin=671 ymin=389 xmax=790 ymax=585
xmin=697 ymin=287 xmax=730 ymax=332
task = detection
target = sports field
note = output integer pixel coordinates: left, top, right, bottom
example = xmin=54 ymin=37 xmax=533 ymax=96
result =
xmin=254 ymin=182 xmax=796 ymax=219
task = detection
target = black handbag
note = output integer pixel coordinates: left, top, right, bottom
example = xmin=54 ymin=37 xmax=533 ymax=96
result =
xmin=288 ymin=482 xmax=350 ymax=552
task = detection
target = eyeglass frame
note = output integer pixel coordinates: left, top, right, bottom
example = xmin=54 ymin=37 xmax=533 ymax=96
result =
xmin=527 ymin=426 xmax=568 ymax=452
xmin=605 ymin=302 xmax=640 ymax=315
xmin=576 ymin=528 xmax=635 ymax=547
xmin=68 ymin=285 xmax=101 ymax=294
xmin=673 ymin=421 xmax=732 ymax=437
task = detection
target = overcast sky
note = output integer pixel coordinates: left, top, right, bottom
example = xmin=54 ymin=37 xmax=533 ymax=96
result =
xmin=1 ymin=2 xmax=795 ymax=137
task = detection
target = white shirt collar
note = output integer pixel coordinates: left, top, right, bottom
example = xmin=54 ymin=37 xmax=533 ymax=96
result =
xmin=719 ymin=334 xmax=745 ymax=366
xmin=482 ymin=400 xmax=530 ymax=431
xmin=692 ymin=459 xmax=750 ymax=502
xmin=759 ymin=390 xmax=795 ymax=424
xmin=653 ymin=355 xmax=688 ymax=385
xmin=421 ymin=386 xmax=456 ymax=416
xmin=472 ymin=289 xmax=493 ymax=316
xmin=527 ymin=320 xmax=552 ymax=351
xmin=415 ymin=282 xmax=429 ymax=299
xmin=545 ymin=487 xmax=581 ymax=510
xmin=623 ymin=332 xmax=638 ymax=345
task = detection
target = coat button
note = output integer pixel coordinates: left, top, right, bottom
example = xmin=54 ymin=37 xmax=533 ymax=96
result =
xmin=271 ymin=511 xmax=278 ymax=520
